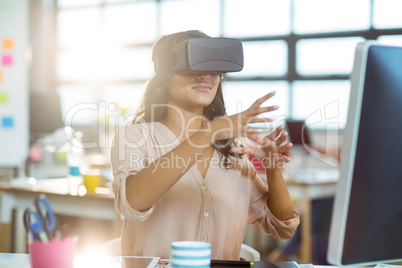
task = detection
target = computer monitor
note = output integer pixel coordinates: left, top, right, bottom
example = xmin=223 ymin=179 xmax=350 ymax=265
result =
xmin=285 ymin=119 xmax=312 ymax=147
xmin=327 ymin=41 xmax=402 ymax=265
xmin=29 ymin=91 xmax=64 ymax=142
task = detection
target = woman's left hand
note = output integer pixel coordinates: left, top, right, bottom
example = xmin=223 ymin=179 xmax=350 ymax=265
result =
xmin=231 ymin=125 xmax=293 ymax=170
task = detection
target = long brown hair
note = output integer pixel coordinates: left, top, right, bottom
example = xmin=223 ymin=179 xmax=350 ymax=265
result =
xmin=133 ymin=30 xmax=243 ymax=168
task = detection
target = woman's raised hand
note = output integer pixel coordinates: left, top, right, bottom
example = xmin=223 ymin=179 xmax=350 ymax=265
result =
xmin=231 ymin=125 xmax=293 ymax=170
xmin=211 ymin=91 xmax=279 ymax=142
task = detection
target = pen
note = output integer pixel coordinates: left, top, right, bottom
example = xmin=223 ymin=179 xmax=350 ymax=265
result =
xmin=211 ymin=259 xmax=254 ymax=266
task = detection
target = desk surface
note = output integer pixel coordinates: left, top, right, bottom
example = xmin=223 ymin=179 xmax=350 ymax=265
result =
xmin=0 ymin=253 xmax=334 ymax=268
xmin=0 ymin=178 xmax=120 ymax=253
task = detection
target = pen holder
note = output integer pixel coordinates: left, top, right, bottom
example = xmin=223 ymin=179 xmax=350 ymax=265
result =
xmin=29 ymin=236 xmax=77 ymax=268
xmin=171 ymin=241 xmax=211 ymax=268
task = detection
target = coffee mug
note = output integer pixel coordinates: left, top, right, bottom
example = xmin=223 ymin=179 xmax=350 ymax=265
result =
xmin=171 ymin=241 xmax=211 ymax=268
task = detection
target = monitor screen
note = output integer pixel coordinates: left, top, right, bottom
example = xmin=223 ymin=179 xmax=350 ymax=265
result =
xmin=327 ymin=41 xmax=402 ymax=265
xmin=285 ymin=119 xmax=312 ymax=147
xmin=29 ymin=91 xmax=64 ymax=142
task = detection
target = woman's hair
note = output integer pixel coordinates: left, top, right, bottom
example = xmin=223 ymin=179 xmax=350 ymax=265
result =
xmin=133 ymin=30 xmax=243 ymax=168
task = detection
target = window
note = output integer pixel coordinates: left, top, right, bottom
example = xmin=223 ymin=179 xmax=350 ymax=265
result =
xmin=293 ymin=0 xmax=371 ymax=34
xmin=55 ymin=0 xmax=402 ymax=130
xmin=296 ymin=37 xmax=365 ymax=76
xmin=228 ymin=40 xmax=288 ymax=78
xmin=223 ymin=0 xmax=291 ymax=37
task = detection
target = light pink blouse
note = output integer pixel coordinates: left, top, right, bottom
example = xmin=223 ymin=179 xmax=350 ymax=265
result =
xmin=110 ymin=122 xmax=299 ymax=260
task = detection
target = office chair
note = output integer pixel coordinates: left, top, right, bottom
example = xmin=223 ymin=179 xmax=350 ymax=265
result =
xmin=95 ymin=238 xmax=261 ymax=261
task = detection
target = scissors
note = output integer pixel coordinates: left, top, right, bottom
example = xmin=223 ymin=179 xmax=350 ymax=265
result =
xmin=23 ymin=194 xmax=56 ymax=242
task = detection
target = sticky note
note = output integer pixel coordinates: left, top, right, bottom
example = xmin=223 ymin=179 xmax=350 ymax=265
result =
xmin=1 ymin=116 xmax=14 ymax=128
xmin=0 ymin=92 xmax=8 ymax=103
xmin=2 ymin=54 xmax=13 ymax=66
xmin=2 ymin=38 xmax=14 ymax=50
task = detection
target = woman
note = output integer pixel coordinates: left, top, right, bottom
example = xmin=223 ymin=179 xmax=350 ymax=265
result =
xmin=110 ymin=30 xmax=300 ymax=260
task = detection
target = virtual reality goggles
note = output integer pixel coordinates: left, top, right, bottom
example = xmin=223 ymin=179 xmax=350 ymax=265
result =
xmin=154 ymin=37 xmax=244 ymax=74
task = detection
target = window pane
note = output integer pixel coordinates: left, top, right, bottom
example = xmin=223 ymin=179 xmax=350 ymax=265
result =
xmin=160 ymin=0 xmax=221 ymax=37
xmin=223 ymin=0 xmax=291 ymax=37
xmin=296 ymin=37 xmax=365 ymax=76
xmin=223 ymin=81 xmax=289 ymax=128
xmin=58 ymin=0 xmax=101 ymax=8
xmin=58 ymin=47 xmax=153 ymax=81
xmin=103 ymin=48 xmax=154 ymax=80
xmin=103 ymin=83 xmax=146 ymax=129
xmin=57 ymin=8 xmax=102 ymax=48
xmin=58 ymin=50 xmax=102 ymax=81
xmin=58 ymin=85 xmax=100 ymax=125
xmin=377 ymin=35 xmax=402 ymax=46
xmin=228 ymin=41 xmax=287 ymax=78
xmin=294 ymin=0 xmax=370 ymax=34
xmin=373 ymin=0 xmax=402 ymax=29
xmin=292 ymin=80 xmax=350 ymax=129
xmin=104 ymin=3 xmax=158 ymax=44
xmin=103 ymin=83 xmax=146 ymax=113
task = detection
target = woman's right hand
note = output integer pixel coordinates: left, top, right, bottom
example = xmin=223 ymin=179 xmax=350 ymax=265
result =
xmin=210 ymin=91 xmax=279 ymax=143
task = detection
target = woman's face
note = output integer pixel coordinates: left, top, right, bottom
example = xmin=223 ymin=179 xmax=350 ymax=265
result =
xmin=165 ymin=72 xmax=220 ymax=111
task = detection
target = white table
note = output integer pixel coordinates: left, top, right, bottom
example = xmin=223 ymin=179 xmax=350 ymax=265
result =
xmin=0 ymin=178 xmax=120 ymax=253
xmin=0 ymin=253 xmax=338 ymax=268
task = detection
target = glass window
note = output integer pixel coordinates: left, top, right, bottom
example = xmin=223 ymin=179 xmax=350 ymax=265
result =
xmin=296 ymin=37 xmax=365 ymax=76
xmin=104 ymin=3 xmax=158 ymax=45
xmin=223 ymin=0 xmax=291 ymax=37
xmin=293 ymin=0 xmax=370 ymax=34
xmin=58 ymin=0 xmax=101 ymax=8
xmin=58 ymin=85 xmax=101 ymax=125
xmin=57 ymin=8 xmax=102 ymax=48
xmin=377 ymin=35 xmax=402 ymax=46
xmin=102 ymin=48 xmax=154 ymax=80
xmin=373 ymin=0 xmax=402 ymax=29
xmin=58 ymin=47 xmax=153 ymax=81
xmin=103 ymin=83 xmax=147 ymax=129
xmin=223 ymin=81 xmax=289 ymax=128
xmin=291 ymin=80 xmax=350 ymax=129
xmin=160 ymin=0 xmax=221 ymax=37
xmin=228 ymin=40 xmax=287 ymax=78
xmin=103 ymin=83 xmax=146 ymax=115
xmin=58 ymin=49 xmax=102 ymax=81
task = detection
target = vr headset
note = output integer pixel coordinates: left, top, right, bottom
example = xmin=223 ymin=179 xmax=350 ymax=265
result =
xmin=154 ymin=37 xmax=244 ymax=74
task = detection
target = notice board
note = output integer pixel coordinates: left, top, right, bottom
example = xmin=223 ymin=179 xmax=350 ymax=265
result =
xmin=0 ymin=0 xmax=29 ymax=169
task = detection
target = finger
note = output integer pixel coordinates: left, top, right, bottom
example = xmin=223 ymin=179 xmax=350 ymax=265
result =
xmin=255 ymin=105 xmax=279 ymax=115
xmin=251 ymin=91 xmax=276 ymax=108
xmin=281 ymin=155 xmax=292 ymax=162
xmin=247 ymin=132 xmax=264 ymax=145
xmin=238 ymin=128 xmax=262 ymax=139
xmin=275 ymin=130 xmax=288 ymax=145
xmin=248 ymin=117 xmax=275 ymax=124
xmin=231 ymin=146 xmax=258 ymax=156
xmin=278 ymin=143 xmax=293 ymax=154
xmin=264 ymin=125 xmax=284 ymax=141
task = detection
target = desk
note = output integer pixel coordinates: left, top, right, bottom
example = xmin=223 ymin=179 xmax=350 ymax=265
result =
xmin=0 ymin=178 xmax=121 ymax=253
xmin=0 ymin=253 xmax=331 ymax=268
xmin=287 ymin=179 xmax=337 ymax=264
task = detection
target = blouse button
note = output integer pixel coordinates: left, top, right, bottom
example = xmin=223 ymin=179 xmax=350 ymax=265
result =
xmin=203 ymin=212 xmax=209 ymax=217
xmin=201 ymin=185 xmax=207 ymax=190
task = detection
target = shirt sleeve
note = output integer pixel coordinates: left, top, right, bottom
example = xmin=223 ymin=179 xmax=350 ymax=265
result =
xmin=110 ymin=124 xmax=155 ymax=222
xmin=244 ymin=157 xmax=300 ymax=240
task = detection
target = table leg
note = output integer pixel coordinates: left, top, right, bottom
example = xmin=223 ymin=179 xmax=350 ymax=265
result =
xmin=0 ymin=223 xmax=11 ymax=252
xmin=300 ymin=185 xmax=312 ymax=264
